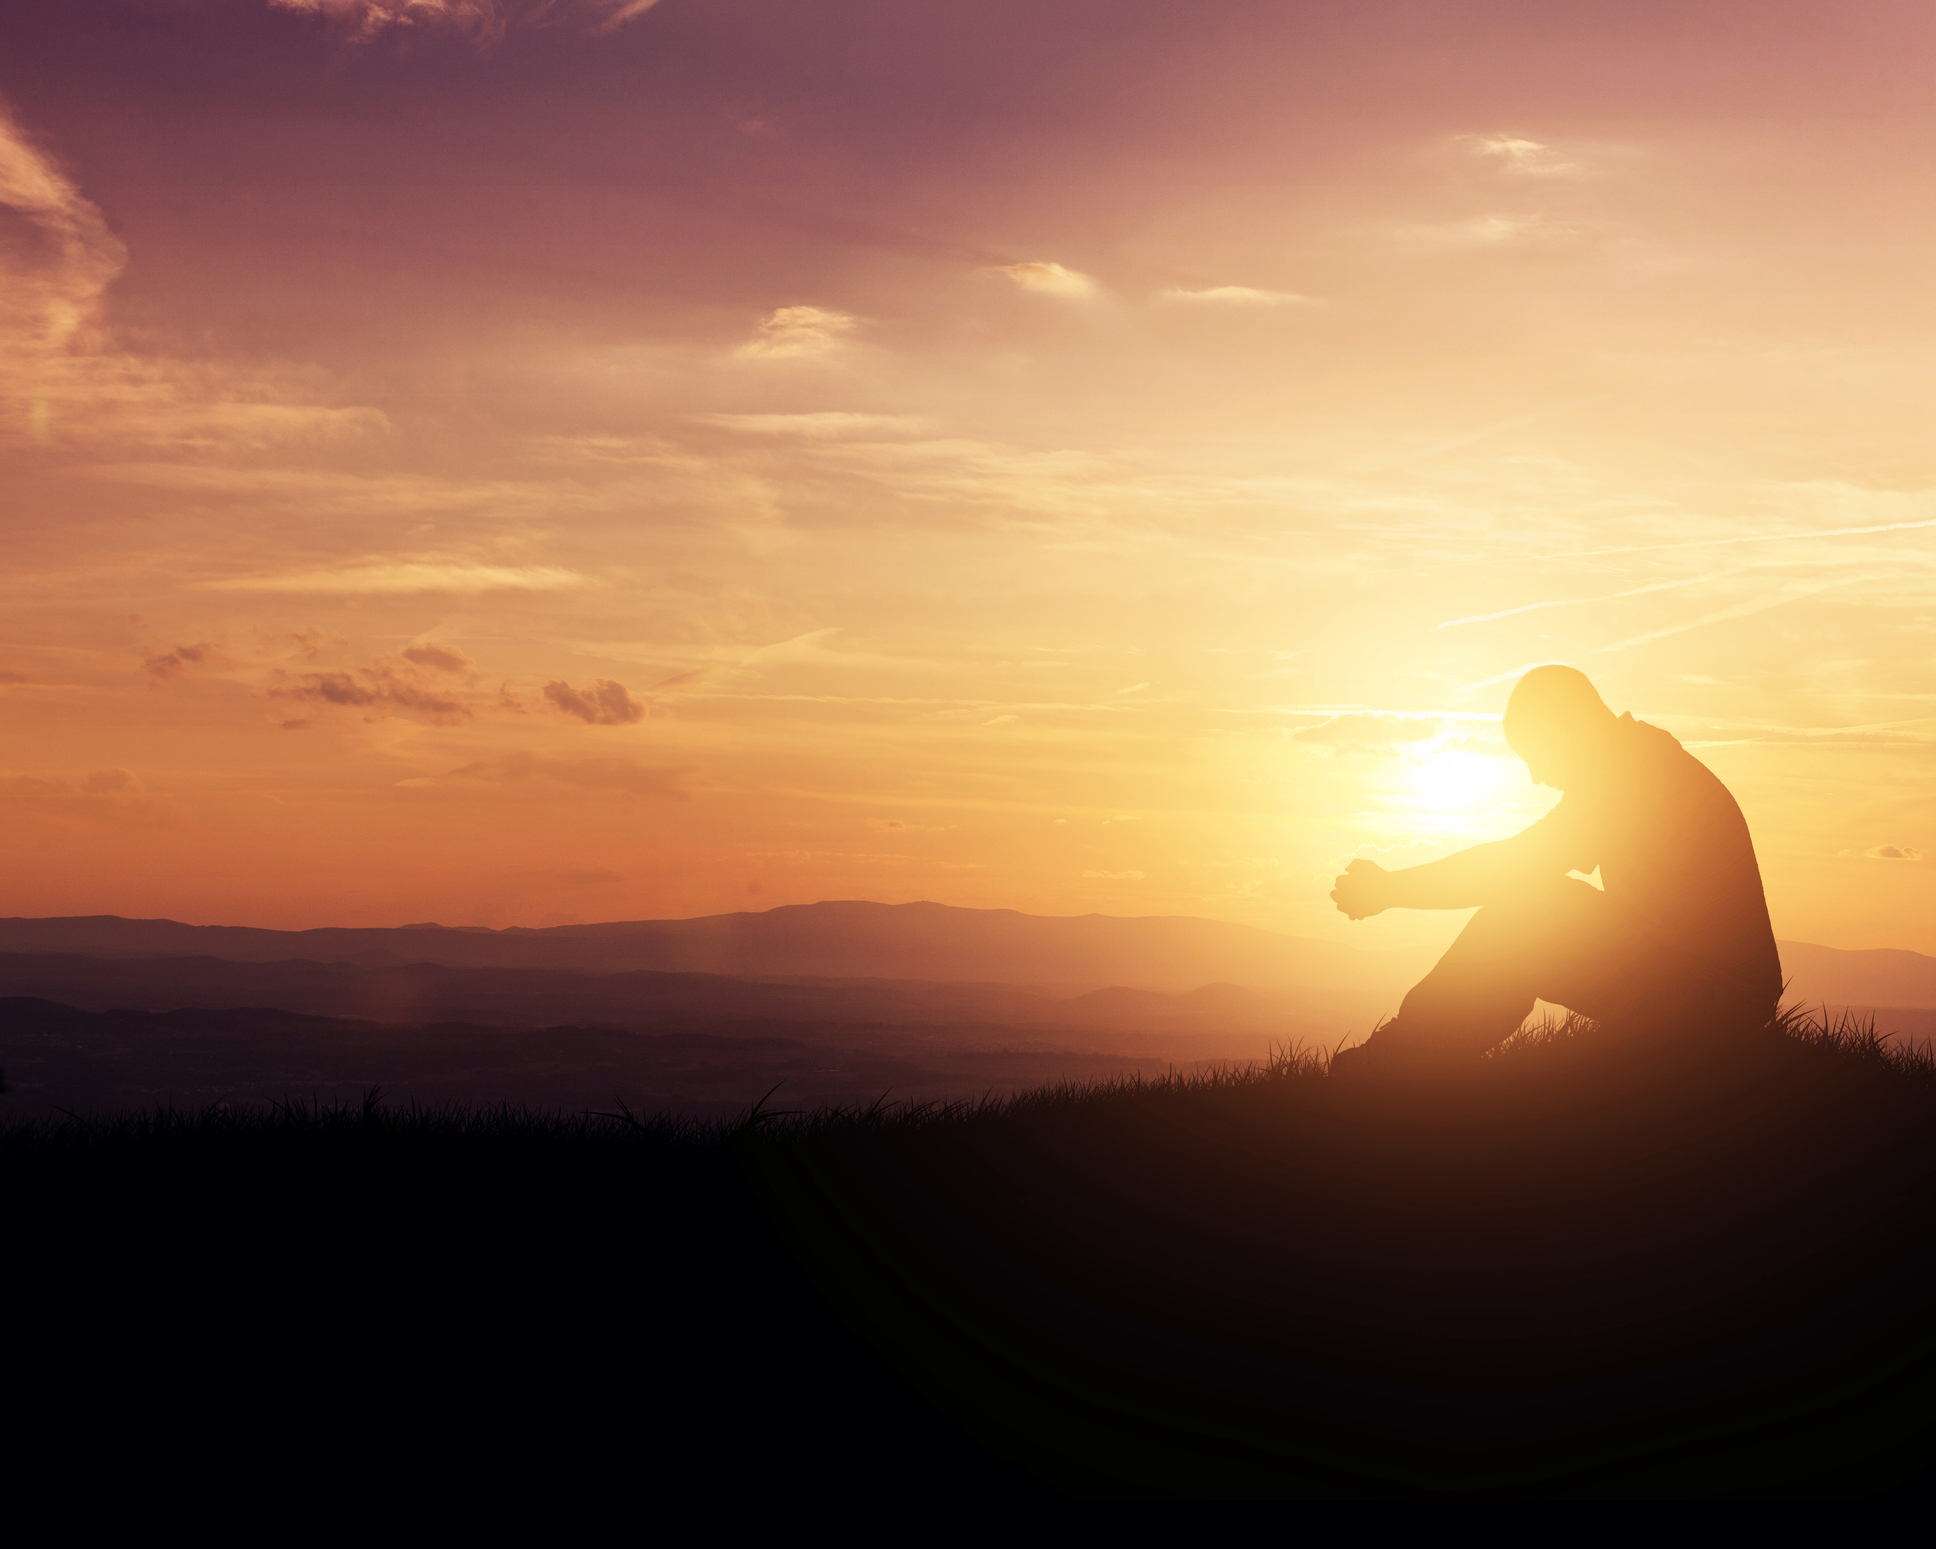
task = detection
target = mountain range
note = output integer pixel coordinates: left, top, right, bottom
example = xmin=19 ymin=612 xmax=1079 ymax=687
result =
xmin=2 ymin=901 xmax=1931 ymax=1006
xmin=3 ymin=901 xmax=1932 ymax=1117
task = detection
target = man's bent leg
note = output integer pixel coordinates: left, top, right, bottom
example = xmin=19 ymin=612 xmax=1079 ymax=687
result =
xmin=1358 ymin=877 xmax=1613 ymax=1062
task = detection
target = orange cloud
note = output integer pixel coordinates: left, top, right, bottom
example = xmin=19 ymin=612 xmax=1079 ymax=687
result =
xmin=270 ymin=660 xmax=473 ymax=725
xmin=995 ymin=262 xmax=1096 ymax=298
xmin=400 ymin=643 xmax=474 ymax=674
xmin=734 ymin=306 xmax=857 ymax=359
xmin=447 ymin=751 xmax=688 ymax=796
xmin=143 ymin=643 xmax=226 ymax=682
xmin=543 ymin=679 xmax=645 ymax=725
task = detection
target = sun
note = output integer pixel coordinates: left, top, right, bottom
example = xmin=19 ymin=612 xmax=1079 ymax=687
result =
xmin=1405 ymin=748 xmax=1509 ymax=813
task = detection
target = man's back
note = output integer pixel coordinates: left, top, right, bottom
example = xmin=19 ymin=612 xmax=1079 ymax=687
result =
xmin=1531 ymin=714 xmax=1781 ymax=1004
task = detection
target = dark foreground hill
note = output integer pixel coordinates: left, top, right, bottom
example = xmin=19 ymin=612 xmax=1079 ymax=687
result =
xmin=8 ymin=1010 xmax=1932 ymax=1500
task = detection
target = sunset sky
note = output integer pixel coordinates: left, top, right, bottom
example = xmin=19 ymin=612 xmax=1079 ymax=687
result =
xmin=5 ymin=1 xmax=1936 ymax=957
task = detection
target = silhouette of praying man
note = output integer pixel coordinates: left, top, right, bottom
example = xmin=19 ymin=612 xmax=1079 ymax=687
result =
xmin=1329 ymin=666 xmax=1781 ymax=1070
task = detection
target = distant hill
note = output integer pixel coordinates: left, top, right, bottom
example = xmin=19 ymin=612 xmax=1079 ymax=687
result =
xmin=1776 ymin=940 xmax=1936 ymax=1009
xmin=0 ymin=951 xmax=1327 ymax=1040
xmin=2 ymin=906 xmax=1928 ymax=1025
xmin=0 ymin=900 xmax=1409 ymax=994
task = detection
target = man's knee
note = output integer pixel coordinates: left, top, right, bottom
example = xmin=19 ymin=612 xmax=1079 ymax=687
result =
xmin=1441 ymin=877 xmax=1606 ymax=971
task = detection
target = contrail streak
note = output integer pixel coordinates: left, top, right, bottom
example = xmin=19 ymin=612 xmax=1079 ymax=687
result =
xmin=1597 ymin=575 xmax=1867 ymax=652
xmin=1556 ymin=515 xmax=1936 ymax=559
xmin=1433 ymin=570 xmax=1739 ymax=630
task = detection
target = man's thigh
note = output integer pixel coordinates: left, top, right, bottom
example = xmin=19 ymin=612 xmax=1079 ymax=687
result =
xmin=1521 ymin=878 xmax=1651 ymax=1019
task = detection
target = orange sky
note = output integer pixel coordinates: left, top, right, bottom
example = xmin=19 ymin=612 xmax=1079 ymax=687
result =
xmin=4 ymin=1 xmax=1936 ymax=955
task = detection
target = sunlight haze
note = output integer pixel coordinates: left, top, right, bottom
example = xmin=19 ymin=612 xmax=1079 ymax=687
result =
xmin=4 ymin=1 xmax=1933 ymax=957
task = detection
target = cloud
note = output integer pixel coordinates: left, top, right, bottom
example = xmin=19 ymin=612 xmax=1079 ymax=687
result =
xmin=734 ymin=305 xmax=857 ymax=359
xmin=0 ymin=766 xmax=177 ymax=825
xmin=995 ymin=262 xmax=1097 ymax=298
xmin=544 ymin=678 xmax=645 ymax=725
xmin=204 ymin=562 xmax=592 ymax=594
xmin=1462 ymin=134 xmax=1581 ymax=177
xmin=0 ymin=100 xmax=386 ymax=457
xmin=0 ymin=102 xmax=126 ymax=365
xmin=1293 ymin=713 xmax=1444 ymax=753
xmin=143 ymin=642 xmax=225 ymax=681
xmin=1599 ymin=574 xmax=1865 ymax=652
xmin=81 ymin=768 xmax=137 ymax=794
xmin=1434 ymin=570 xmax=1742 ymax=630
xmin=1431 ymin=214 xmax=1569 ymax=246
xmin=447 ymin=751 xmax=688 ymax=796
xmin=590 ymin=0 xmax=664 ymax=28
xmin=693 ymin=412 xmax=925 ymax=438
xmin=1558 ymin=513 xmax=1936 ymax=560
xmin=1083 ymin=870 xmax=1145 ymax=880
xmin=264 ymin=1 xmax=660 ymax=42
xmin=1438 ymin=734 xmax=1516 ymax=759
xmin=1863 ymin=845 xmax=1924 ymax=861
xmin=401 ymin=643 xmax=474 ymax=674
xmin=269 ymin=660 xmax=473 ymax=725
xmin=1157 ymin=286 xmax=1316 ymax=307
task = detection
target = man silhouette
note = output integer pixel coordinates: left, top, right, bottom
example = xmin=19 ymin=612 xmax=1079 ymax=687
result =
xmin=1329 ymin=666 xmax=1781 ymax=1071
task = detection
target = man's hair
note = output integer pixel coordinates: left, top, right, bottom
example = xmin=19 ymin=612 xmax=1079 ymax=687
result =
xmin=1503 ymin=665 xmax=1611 ymax=748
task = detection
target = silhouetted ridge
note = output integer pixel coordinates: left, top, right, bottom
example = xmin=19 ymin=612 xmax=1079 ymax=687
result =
xmin=0 ymin=900 xmax=1401 ymax=991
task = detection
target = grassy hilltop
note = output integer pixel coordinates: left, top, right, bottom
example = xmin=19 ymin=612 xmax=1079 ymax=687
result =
xmin=8 ymin=1007 xmax=1934 ymax=1501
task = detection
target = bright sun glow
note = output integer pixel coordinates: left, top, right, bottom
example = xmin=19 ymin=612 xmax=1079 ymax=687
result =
xmin=1405 ymin=750 xmax=1511 ymax=813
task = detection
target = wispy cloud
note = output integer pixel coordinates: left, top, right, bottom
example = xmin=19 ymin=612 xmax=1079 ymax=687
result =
xmin=1457 ymin=663 xmax=1561 ymax=694
xmin=543 ymin=678 xmax=645 ymax=725
xmin=1461 ymin=133 xmax=1582 ymax=177
xmin=1556 ymin=514 xmax=1936 ymax=559
xmin=693 ymin=412 xmax=924 ymax=438
xmin=1411 ymin=213 xmax=1574 ymax=247
xmin=733 ymin=305 xmax=858 ymax=360
xmin=1293 ymin=713 xmax=1443 ymax=753
xmin=400 ymin=643 xmax=474 ymax=674
xmin=203 ymin=562 xmax=594 ymax=594
xmin=0 ymin=765 xmax=179 ymax=826
xmin=0 ymin=99 xmax=126 ymax=386
xmin=447 ymin=750 xmax=689 ymax=796
xmin=143 ymin=642 xmax=228 ymax=682
xmin=994 ymin=262 xmax=1097 ymax=298
xmin=1433 ymin=570 xmax=1742 ymax=630
xmin=1598 ymin=575 xmax=1869 ymax=652
xmin=1157 ymin=285 xmax=1316 ymax=307
xmin=269 ymin=658 xmax=475 ymax=725
xmin=264 ymin=1 xmax=661 ymax=42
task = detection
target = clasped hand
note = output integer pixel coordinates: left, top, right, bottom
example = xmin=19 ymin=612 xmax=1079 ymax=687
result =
xmin=1330 ymin=857 xmax=1392 ymax=920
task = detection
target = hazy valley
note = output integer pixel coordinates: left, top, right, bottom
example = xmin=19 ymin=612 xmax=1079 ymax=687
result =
xmin=3 ymin=901 xmax=1932 ymax=1118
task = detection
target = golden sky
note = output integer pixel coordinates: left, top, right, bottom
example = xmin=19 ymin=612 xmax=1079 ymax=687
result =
xmin=4 ymin=1 xmax=1936 ymax=955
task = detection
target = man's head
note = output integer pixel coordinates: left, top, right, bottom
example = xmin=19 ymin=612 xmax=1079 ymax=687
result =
xmin=1503 ymin=665 xmax=1618 ymax=789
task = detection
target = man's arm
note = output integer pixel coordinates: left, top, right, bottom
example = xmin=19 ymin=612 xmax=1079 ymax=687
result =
xmin=1331 ymin=805 xmax=1593 ymax=919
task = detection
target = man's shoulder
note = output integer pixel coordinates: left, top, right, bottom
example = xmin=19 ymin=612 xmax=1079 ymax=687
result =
xmin=1622 ymin=714 xmax=1695 ymax=764
xmin=1621 ymin=714 xmax=1741 ymax=801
